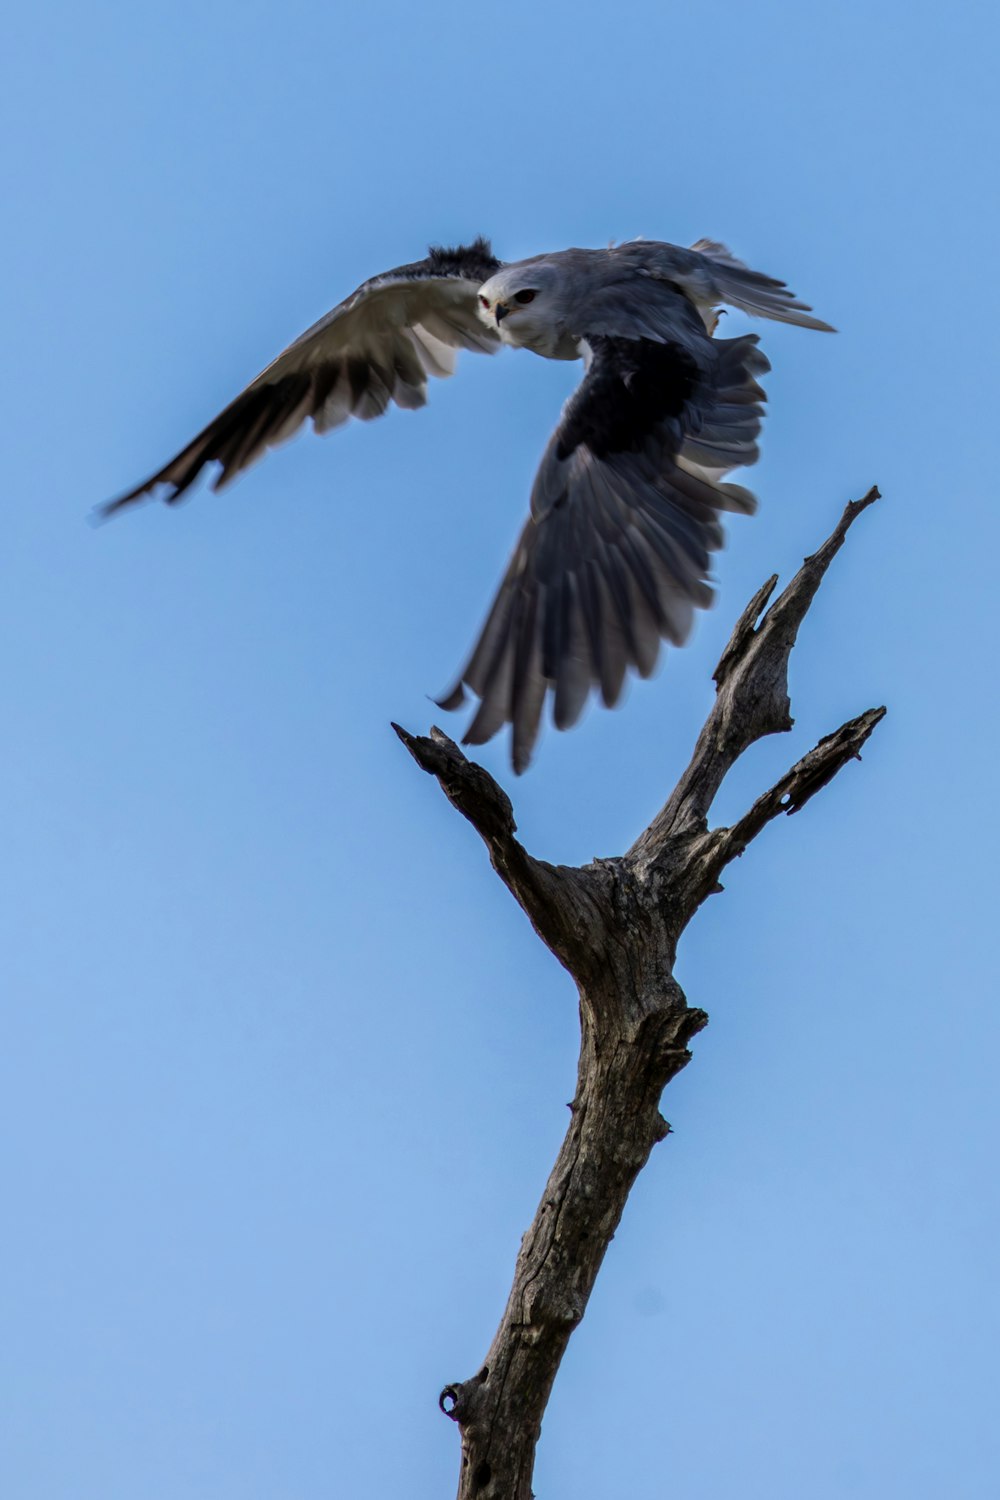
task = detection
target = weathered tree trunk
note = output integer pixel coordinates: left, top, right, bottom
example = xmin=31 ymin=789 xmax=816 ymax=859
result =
xmin=395 ymin=490 xmax=884 ymax=1500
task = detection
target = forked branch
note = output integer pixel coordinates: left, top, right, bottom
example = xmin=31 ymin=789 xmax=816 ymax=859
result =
xmin=396 ymin=490 xmax=884 ymax=1500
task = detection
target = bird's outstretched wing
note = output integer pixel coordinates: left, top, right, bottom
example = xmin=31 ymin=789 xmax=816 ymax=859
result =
xmin=99 ymin=237 xmax=502 ymax=518
xmin=440 ymin=306 xmax=770 ymax=773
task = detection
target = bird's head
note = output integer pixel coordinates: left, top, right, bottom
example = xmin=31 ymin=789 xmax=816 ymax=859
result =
xmin=476 ymin=264 xmax=559 ymax=348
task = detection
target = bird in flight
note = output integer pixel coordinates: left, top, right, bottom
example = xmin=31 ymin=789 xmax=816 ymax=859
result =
xmin=103 ymin=236 xmax=832 ymax=772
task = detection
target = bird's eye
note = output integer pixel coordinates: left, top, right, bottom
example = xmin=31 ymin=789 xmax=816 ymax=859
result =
xmin=479 ymin=295 xmax=490 ymax=309
xmin=514 ymin=289 xmax=537 ymax=305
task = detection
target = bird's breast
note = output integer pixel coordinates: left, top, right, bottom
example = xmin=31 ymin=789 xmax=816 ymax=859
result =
xmin=500 ymin=323 xmax=581 ymax=361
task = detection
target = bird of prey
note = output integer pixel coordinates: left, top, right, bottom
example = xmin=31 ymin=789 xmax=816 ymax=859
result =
xmin=103 ymin=236 xmax=832 ymax=771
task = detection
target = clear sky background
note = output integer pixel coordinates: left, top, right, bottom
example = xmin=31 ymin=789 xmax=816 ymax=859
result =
xmin=2 ymin=2 xmax=997 ymax=1496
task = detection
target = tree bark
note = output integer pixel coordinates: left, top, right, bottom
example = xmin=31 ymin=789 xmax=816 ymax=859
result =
xmin=394 ymin=488 xmax=884 ymax=1500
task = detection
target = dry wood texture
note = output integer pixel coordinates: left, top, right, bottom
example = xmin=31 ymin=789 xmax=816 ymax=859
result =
xmin=394 ymin=488 xmax=884 ymax=1500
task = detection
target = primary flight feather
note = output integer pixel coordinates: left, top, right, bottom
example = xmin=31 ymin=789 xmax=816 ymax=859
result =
xmin=103 ymin=235 xmax=832 ymax=771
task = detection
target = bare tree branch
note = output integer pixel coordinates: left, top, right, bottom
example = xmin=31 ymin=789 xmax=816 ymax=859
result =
xmin=397 ymin=491 xmax=884 ymax=1500
xmin=391 ymin=724 xmax=612 ymax=974
xmin=633 ymin=484 xmax=881 ymax=854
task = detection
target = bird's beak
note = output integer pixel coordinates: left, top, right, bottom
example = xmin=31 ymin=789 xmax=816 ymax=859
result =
xmin=495 ymin=303 xmax=509 ymax=325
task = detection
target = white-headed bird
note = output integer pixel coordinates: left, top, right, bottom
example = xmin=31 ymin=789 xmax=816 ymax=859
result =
xmin=103 ymin=236 xmax=832 ymax=771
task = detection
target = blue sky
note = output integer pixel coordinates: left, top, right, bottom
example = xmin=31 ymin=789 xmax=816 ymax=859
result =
xmin=2 ymin=2 xmax=997 ymax=1496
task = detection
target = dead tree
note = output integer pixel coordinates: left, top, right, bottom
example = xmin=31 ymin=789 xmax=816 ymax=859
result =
xmin=394 ymin=489 xmax=884 ymax=1500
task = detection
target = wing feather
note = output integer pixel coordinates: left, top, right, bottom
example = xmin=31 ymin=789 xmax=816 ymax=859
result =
xmin=100 ymin=238 xmax=502 ymax=517
xmin=440 ymin=327 xmax=771 ymax=770
xmin=613 ymin=238 xmax=835 ymax=333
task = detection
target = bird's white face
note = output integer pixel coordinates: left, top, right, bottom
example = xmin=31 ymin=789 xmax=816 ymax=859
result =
xmin=476 ymin=268 xmax=558 ymax=352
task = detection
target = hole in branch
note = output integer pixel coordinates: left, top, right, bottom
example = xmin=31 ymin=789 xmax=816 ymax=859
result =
xmin=477 ymin=1365 xmax=490 ymax=1383
xmin=472 ymin=1460 xmax=492 ymax=1491
xmin=439 ymin=1385 xmax=460 ymax=1418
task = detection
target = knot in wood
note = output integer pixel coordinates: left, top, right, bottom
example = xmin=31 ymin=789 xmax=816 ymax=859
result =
xmin=523 ymin=1280 xmax=586 ymax=1331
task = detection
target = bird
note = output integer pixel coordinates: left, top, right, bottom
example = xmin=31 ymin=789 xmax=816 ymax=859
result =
xmin=102 ymin=235 xmax=832 ymax=772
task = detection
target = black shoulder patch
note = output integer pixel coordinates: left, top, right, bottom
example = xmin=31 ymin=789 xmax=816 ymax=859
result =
xmin=374 ymin=237 xmax=501 ymax=290
xmin=425 ymin=236 xmax=502 ymax=283
xmin=556 ymin=337 xmax=701 ymax=461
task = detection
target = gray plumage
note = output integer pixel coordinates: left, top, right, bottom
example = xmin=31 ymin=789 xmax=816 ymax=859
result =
xmin=102 ymin=235 xmax=832 ymax=771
